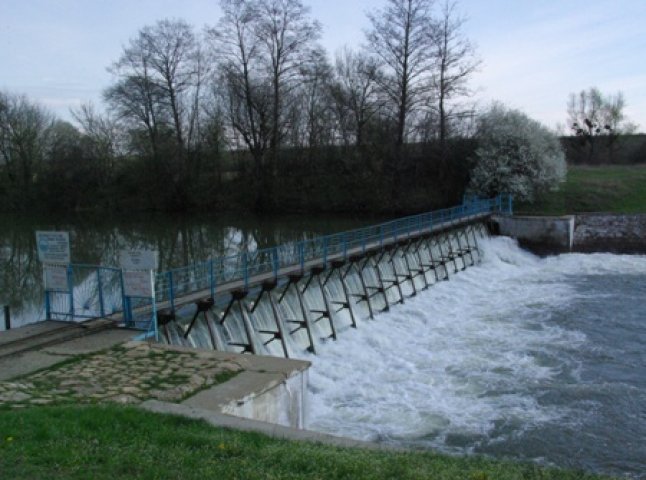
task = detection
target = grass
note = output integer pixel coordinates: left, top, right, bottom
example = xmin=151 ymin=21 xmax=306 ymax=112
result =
xmin=516 ymin=164 xmax=646 ymax=215
xmin=0 ymin=405 xmax=615 ymax=480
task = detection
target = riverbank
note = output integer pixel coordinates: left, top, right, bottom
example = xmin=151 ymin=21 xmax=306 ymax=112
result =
xmin=0 ymin=404 xmax=615 ymax=480
xmin=516 ymin=164 xmax=646 ymax=215
xmin=0 ymin=323 xmax=616 ymax=480
xmin=492 ymin=213 xmax=646 ymax=254
xmin=505 ymin=165 xmax=646 ymax=254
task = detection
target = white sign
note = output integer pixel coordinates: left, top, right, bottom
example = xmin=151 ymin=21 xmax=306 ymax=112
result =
xmin=36 ymin=231 xmax=71 ymax=264
xmin=119 ymin=249 xmax=158 ymax=270
xmin=123 ymin=270 xmax=154 ymax=298
xmin=43 ymin=264 xmax=70 ymax=292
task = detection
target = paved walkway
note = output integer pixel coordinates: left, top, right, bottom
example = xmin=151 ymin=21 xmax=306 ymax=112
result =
xmin=0 ymin=341 xmax=242 ymax=408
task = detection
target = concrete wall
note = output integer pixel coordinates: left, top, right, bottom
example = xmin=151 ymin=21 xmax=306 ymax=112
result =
xmin=492 ymin=215 xmax=575 ymax=254
xmin=182 ymin=352 xmax=310 ymax=429
xmin=218 ymin=369 xmax=308 ymax=429
xmin=492 ymin=213 xmax=646 ymax=254
xmin=574 ymin=213 xmax=646 ymax=253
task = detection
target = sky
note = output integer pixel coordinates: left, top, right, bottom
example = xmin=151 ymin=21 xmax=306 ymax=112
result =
xmin=1 ymin=0 xmax=645 ymax=131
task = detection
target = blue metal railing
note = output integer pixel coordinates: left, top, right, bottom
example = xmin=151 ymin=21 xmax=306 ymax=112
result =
xmin=153 ymin=194 xmax=511 ymax=306
xmin=45 ymin=264 xmax=124 ymax=321
xmin=45 ymin=194 xmax=511 ymax=326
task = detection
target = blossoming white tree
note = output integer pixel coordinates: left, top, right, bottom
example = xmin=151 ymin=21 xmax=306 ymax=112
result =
xmin=468 ymin=103 xmax=566 ymax=202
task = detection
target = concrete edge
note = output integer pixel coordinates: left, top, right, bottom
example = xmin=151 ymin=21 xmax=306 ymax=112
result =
xmin=137 ymin=341 xmax=311 ymax=378
xmin=139 ymin=399 xmax=401 ymax=451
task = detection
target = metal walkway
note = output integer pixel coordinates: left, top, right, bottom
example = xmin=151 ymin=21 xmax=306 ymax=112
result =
xmin=43 ymin=195 xmax=512 ymax=331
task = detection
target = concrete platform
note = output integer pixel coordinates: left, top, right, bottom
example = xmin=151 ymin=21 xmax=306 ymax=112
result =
xmin=1 ymin=319 xmax=312 ymax=435
xmin=0 ymin=326 xmax=138 ymax=380
xmin=149 ymin=343 xmax=310 ymax=428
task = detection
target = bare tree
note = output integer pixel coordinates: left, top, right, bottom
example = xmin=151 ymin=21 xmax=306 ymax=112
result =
xmin=299 ymin=48 xmax=334 ymax=150
xmin=138 ymin=19 xmax=199 ymax=156
xmin=254 ymin=0 xmax=322 ymax=162
xmin=0 ymin=91 xmax=53 ymax=208
xmin=329 ymin=47 xmax=383 ymax=147
xmin=567 ymin=87 xmax=638 ymax=162
xmin=104 ymin=39 xmax=166 ymax=162
xmin=207 ymin=0 xmax=321 ymax=209
xmin=208 ymin=0 xmax=270 ymax=178
xmin=104 ymin=19 xmax=204 ymax=207
xmin=71 ymin=102 xmax=124 ymax=182
xmin=366 ymin=0 xmax=434 ymax=146
xmin=428 ymin=0 xmax=480 ymax=161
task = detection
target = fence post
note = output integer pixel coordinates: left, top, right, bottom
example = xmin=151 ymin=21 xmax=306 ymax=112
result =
xmin=242 ymin=252 xmax=249 ymax=290
xmin=508 ymin=194 xmax=513 ymax=214
xmin=97 ymin=269 xmax=105 ymax=317
xmin=322 ymin=237 xmax=328 ymax=268
xmin=3 ymin=305 xmax=10 ymax=330
xmin=272 ymin=247 xmax=279 ymax=280
xmin=168 ymin=271 xmax=175 ymax=312
xmin=45 ymin=291 xmax=51 ymax=320
xmin=299 ymin=242 xmax=305 ymax=273
xmin=209 ymin=259 xmax=216 ymax=299
xmin=120 ymin=270 xmax=128 ymax=323
xmin=67 ymin=265 xmax=74 ymax=319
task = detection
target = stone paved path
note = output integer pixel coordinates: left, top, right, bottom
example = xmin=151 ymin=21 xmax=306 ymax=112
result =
xmin=0 ymin=342 xmax=242 ymax=408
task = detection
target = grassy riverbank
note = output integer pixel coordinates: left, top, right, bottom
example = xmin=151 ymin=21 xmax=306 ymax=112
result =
xmin=0 ymin=405 xmax=614 ymax=480
xmin=517 ymin=164 xmax=646 ymax=215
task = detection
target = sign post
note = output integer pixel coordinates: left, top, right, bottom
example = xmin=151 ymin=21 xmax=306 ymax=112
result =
xmin=120 ymin=249 xmax=158 ymax=340
xmin=36 ymin=231 xmax=71 ymax=320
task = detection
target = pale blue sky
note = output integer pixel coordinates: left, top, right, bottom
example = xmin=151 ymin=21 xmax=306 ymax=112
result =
xmin=1 ymin=0 xmax=644 ymax=130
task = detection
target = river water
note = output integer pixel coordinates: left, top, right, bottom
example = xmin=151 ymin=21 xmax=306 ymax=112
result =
xmin=1 ymin=215 xmax=644 ymax=477
xmin=307 ymin=236 xmax=646 ymax=479
xmin=0 ymin=212 xmax=378 ymax=329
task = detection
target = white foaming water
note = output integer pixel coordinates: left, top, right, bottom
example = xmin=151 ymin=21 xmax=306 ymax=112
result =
xmin=305 ymin=236 xmax=646 ymax=455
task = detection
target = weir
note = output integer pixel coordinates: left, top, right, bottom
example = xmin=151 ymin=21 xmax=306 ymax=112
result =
xmin=156 ymin=210 xmax=496 ymax=359
xmin=43 ymin=195 xmax=511 ymax=357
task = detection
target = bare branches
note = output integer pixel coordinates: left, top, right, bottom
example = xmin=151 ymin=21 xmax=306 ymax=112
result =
xmin=366 ymin=0 xmax=435 ymax=145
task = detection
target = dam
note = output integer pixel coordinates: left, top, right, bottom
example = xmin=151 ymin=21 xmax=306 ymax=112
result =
xmin=4 ymin=193 xmax=644 ymax=479
xmin=42 ymin=195 xmax=510 ymax=357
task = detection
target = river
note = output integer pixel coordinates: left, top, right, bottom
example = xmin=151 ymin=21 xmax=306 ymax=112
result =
xmin=0 ymin=212 xmax=378 ymax=329
xmin=307 ymin=236 xmax=646 ymax=479
xmin=1 ymin=214 xmax=644 ymax=478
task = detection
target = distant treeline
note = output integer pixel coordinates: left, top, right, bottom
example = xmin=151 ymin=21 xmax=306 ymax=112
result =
xmin=1 ymin=0 xmax=643 ymax=215
xmin=1 ymin=0 xmax=488 ymax=215
xmin=561 ymin=134 xmax=646 ymax=165
xmin=2 ymin=127 xmax=643 ymax=216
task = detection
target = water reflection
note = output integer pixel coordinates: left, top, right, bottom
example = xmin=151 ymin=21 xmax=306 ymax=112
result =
xmin=0 ymin=212 xmax=378 ymax=329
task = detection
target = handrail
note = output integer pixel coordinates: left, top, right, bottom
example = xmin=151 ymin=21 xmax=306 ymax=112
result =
xmin=153 ymin=194 xmax=512 ymax=306
xmin=45 ymin=194 xmax=512 ymax=325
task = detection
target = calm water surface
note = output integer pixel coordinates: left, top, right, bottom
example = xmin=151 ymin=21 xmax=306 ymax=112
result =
xmin=0 ymin=212 xmax=378 ymax=329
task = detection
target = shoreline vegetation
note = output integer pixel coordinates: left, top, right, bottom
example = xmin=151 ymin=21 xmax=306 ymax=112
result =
xmin=0 ymin=404 xmax=616 ymax=480
xmin=517 ymin=164 xmax=646 ymax=215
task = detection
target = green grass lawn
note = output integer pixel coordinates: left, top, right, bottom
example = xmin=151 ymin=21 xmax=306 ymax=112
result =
xmin=0 ymin=405 xmax=614 ymax=480
xmin=516 ymin=164 xmax=646 ymax=215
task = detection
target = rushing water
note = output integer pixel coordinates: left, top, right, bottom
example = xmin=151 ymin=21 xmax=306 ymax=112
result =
xmin=0 ymin=212 xmax=378 ymax=330
xmin=307 ymin=237 xmax=646 ymax=479
xmin=2 ymin=213 xmax=644 ymax=477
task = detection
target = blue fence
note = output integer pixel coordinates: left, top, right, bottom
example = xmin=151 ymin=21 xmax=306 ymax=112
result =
xmin=45 ymin=194 xmax=512 ymax=326
xmin=45 ymin=264 xmax=124 ymax=321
